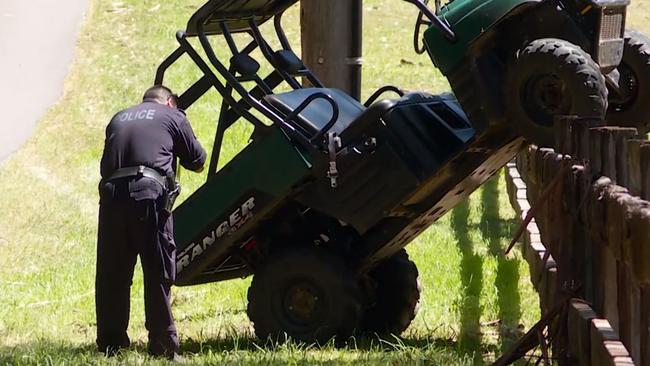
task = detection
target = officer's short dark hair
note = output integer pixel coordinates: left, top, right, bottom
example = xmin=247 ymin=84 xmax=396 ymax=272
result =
xmin=143 ymin=85 xmax=178 ymax=105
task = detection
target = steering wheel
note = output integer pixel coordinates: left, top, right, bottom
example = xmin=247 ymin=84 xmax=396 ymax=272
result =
xmin=413 ymin=0 xmax=444 ymax=54
xmin=407 ymin=0 xmax=455 ymax=53
xmin=413 ymin=11 xmax=432 ymax=54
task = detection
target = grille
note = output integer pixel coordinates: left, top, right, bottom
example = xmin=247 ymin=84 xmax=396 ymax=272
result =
xmin=600 ymin=9 xmax=624 ymax=40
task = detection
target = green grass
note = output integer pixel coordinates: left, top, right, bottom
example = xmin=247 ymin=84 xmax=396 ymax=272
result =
xmin=1 ymin=1 xmax=648 ymax=365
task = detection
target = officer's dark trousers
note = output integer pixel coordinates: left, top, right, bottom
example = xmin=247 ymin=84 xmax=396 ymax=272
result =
xmin=95 ymin=186 xmax=179 ymax=356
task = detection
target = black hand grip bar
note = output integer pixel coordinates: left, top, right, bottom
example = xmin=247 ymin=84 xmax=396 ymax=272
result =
xmin=281 ymin=92 xmax=340 ymax=144
xmin=274 ymin=13 xmax=292 ymax=52
xmin=364 ymin=85 xmax=406 ymax=107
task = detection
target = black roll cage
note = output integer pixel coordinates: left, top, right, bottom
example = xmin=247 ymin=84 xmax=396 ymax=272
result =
xmin=155 ymin=3 xmax=339 ymax=177
xmin=154 ymin=0 xmax=453 ymax=179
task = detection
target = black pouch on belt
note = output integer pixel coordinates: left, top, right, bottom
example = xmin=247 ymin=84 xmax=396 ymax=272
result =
xmin=162 ymin=173 xmax=181 ymax=216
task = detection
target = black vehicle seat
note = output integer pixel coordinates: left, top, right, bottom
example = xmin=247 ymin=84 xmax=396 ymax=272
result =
xmin=337 ymin=93 xmax=444 ymax=142
xmin=263 ymin=88 xmax=366 ymax=136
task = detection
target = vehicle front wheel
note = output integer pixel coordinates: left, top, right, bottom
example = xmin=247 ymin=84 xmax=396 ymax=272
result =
xmin=247 ymin=247 xmax=362 ymax=344
xmin=607 ymin=29 xmax=650 ymax=135
xmin=504 ymin=38 xmax=608 ymax=147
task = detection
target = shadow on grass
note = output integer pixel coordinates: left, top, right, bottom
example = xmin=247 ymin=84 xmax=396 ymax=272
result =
xmin=0 ymin=335 xmax=495 ymax=365
xmin=479 ymin=177 xmax=523 ymax=354
xmin=179 ymin=333 xmax=464 ymax=352
xmin=451 ymin=199 xmax=484 ymax=363
xmin=448 ymin=176 xmax=525 ymax=363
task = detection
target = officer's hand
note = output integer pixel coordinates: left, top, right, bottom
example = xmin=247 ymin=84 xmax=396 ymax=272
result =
xmin=193 ymin=165 xmax=204 ymax=173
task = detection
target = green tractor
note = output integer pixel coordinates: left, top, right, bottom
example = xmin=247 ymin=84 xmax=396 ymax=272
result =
xmin=153 ymin=0 xmax=649 ymax=346
xmin=412 ymin=0 xmax=650 ymax=145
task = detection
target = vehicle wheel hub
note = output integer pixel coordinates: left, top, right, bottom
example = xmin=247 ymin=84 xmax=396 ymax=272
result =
xmin=283 ymin=282 xmax=322 ymax=325
xmin=528 ymin=74 xmax=570 ymax=118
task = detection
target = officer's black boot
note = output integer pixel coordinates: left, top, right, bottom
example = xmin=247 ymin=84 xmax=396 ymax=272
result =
xmin=99 ymin=344 xmax=128 ymax=358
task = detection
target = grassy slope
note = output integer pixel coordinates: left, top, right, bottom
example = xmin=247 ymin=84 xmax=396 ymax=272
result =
xmin=0 ymin=1 xmax=648 ymax=365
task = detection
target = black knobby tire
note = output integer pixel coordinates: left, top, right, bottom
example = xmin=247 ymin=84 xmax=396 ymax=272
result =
xmin=361 ymin=250 xmax=421 ymax=335
xmin=504 ymin=38 xmax=608 ymax=147
xmin=247 ymin=247 xmax=362 ymax=344
xmin=607 ymin=29 xmax=650 ymax=135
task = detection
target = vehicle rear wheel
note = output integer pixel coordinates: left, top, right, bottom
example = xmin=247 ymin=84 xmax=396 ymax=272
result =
xmin=607 ymin=29 xmax=650 ymax=135
xmin=247 ymin=247 xmax=362 ymax=344
xmin=360 ymin=249 xmax=421 ymax=335
xmin=504 ymin=38 xmax=608 ymax=147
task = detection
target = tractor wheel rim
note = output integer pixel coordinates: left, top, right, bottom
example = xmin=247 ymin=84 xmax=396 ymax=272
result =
xmin=523 ymin=74 xmax=570 ymax=125
xmin=283 ymin=282 xmax=322 ymax=326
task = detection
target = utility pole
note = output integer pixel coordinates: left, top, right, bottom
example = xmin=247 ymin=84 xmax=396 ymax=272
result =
xmin=300 ymin=0 xmax=363 ymax=101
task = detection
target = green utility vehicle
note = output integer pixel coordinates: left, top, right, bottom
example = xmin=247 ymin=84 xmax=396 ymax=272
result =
xmin=417 ymin=0 xmax=650 ymax=146
xmin=154 ymin=0 xmax=647 ymax=344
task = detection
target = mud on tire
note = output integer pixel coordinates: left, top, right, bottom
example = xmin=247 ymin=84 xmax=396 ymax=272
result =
xmin=504 ymin=38 xmax=608 ymax=147
xmin=247 ymin=247 xmax=362 ymax=344
xmin=360 ymin=249 xmax=421 ymax=335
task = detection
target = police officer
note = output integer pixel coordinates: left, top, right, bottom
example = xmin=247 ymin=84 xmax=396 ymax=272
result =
xmin=96 ymin=85 xmax=206 ymax=359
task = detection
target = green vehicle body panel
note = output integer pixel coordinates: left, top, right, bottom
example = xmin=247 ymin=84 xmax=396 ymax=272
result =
xmin=173 ymin=127 xmax=312 ymax=251
xmin=423 ymin=0 xmax=537 ymax=75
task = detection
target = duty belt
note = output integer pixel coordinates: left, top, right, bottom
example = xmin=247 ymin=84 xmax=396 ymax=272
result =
xmin=107 ymin=165 xmax=167 ymax=188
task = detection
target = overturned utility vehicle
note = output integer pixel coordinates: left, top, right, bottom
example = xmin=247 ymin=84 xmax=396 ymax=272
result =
xmin=155 ymin=0 xmax=646 ymax=343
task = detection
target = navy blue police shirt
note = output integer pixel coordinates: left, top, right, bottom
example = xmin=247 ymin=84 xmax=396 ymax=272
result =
xmin=100 ymin=99 xmax=206 ymax=200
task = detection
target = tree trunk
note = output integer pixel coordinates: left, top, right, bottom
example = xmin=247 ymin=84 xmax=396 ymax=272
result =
xmin=300 ymin=0 xmax=363 ymax=100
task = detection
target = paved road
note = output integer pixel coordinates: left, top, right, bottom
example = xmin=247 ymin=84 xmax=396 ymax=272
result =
xmin=0 ymin=0 xmax=89 ymax=162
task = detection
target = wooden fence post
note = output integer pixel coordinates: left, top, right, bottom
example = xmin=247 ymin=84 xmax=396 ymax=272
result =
xmin=642 ymin=286 xmax=650 ymax=366
xmin=608 ymin=193 xmax=638 ymax=361
xmin=516 ymin=147 xmax=530 ymax=179
xmin=543 ymin=152 xmax=564 ymax=257
xmin=601 ymin=128 xmax=617 ymax=182
xmin=589 ymin=128 xmax=604 ymax=178
xmin=614 ymin=128 xmax=637 ymax=188
xmin=601 ymin=185 xmax=627 ymax=333
xmin=590 ymin=319 xmax=621 ymax=365
xmin=554 ymin=115 xmax=577 ymax=155
xmin=528 ymin=147 xmax=545 ymax=200
xmin=574 ymin=121 xmax=592 ymax=162
xmin=620 ymin=266 xmax=642 ymax=363
xmin=626 ymin=140 xmax=645 ymax=197
xmin=567 ymin=165 xmax=589 ymax=298
xmin=590 ymin=177 xmax=612 ymax=313
xmin=640 ymin=144 xmax=650 ymax=201
xmin=537 ymin=148 xmax=556 ymax=238
xmin=626 ymin=203 xmax=650 ymax=366
xmin=568 ymin=300 xmax=598 ymax=366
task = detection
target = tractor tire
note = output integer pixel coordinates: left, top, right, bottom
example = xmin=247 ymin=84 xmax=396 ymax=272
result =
xmin=247 ymin=247 xmax=362 ymax=344
xmin=504 ymin=38 xmax=608 ymax=147
xmin=360 ymin=250 xmax=421 ymax=335
xmin=607 ymin=29 xmax=650 ymax=135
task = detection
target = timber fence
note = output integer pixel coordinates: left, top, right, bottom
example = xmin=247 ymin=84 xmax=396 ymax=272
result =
xmin=504 ymin=117 xmax=650 ymax=365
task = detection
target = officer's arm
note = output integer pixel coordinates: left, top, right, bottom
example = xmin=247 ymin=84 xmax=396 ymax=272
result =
xmin=99 ymin=123 xmax=113 ymax=178
xmin=174 ymin=116 xmax=207 ymax=173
